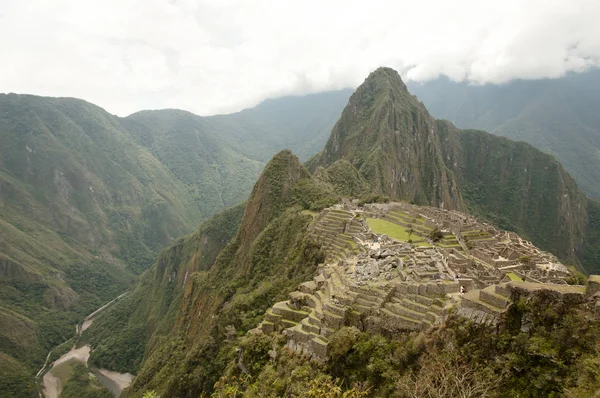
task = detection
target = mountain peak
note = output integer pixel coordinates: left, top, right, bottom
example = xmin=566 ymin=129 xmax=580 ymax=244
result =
xmin=365 ymin=66 xmax=406 ymax=85
xmin=308 ymin=67 xmax=456 ymax=208
xmin=237 ymin=150 xmax=309 ymax=250
xmin=358 ymin=66 xmax=410 ymax=100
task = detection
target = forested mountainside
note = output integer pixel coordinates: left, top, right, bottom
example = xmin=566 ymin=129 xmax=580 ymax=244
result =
xmin=97 ymin=150 xmax=338 ymax=396
xmin=0 ymin=90 xmax=349 ymax=397
xmin=88 ymin=68 xmax=600 ymax=398
xmin=309 ymin=67 xmax=600 ymax=274
xmin=92 ymin=151 xmax=600 ymax=398
xmin=407 ymin=70 xmax=600 ymax=199
xmin=0 ymin=94 xmax=197 ymax=397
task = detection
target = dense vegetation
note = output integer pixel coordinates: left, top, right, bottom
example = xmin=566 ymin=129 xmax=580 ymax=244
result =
xmin=6 ymin=67 xmax=600 ymax=397
xmin=87 ymin=151 xmax=335 ymax=397
xmin=87 ymin=68 xmax=600 ymax=398
xmin=60 ymin=363 xmax=113 ymax=398
xmin=0 ymin=90 xmax=349 ymax=395
xmin=114 ymin=145 xmax=600 ymax=396
xmin=407 ymin=70 xmax=600 ymax=200
xmin=87 ymin=204 xmax=246 ymax=374
xmin=210 ymin=288 xmax=600 ymax=397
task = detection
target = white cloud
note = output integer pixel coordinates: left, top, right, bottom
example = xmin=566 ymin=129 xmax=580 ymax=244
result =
xmin=1 ymin=0 xmax=599 ymax=116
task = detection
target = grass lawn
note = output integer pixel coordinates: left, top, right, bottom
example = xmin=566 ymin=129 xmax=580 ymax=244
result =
xmin=301 ymin=210 xmax=319 ymax=218
xmin=506 ymin=272 xmax=522 ymax=281
xmin=367 ymin=218 xmax=430 ymax=246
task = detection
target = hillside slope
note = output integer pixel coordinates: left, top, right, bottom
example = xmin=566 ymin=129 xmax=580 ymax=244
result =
xmin=407 ymin=70 xmax=600 ymax=199
xmin=101 ymin=149 xmax=600 ymax=398
xmin=310 ymin=67 xmax=599 ymax=273
xmin=122 ymin=90 xmax=352 ymax=217
xmin=87 ymin=150 xmax=336 ymax=397
xmin=0 ymin=90 xmax=350 ymax=396
xmin=0 ymin=94 xmax=204 ymax=396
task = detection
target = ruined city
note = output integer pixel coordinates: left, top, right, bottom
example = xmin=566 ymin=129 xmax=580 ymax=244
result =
xmin=257 ymin=201 xmax=597 ymax=361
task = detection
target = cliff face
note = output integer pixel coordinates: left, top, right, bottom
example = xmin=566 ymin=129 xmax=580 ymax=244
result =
xmin=86 ymin=204 xmax=245 ymax=373
xmin=310 ymin=67 xmax=596 ymax=271
xmin=309 ymin=67 xmax=464 ymax=210
xmin=107 ymin=150 xmax=332 ymax=397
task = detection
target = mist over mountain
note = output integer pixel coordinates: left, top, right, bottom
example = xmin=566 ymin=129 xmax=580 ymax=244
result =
xmin=407 ymin=69 xmax=600 ymax=199
xmin=85 ymin=67 xmax=600 ymax=398
xmin=2 ymin=64 xmax=600 ymax=398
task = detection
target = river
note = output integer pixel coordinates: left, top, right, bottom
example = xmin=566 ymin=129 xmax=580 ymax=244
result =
xmin=38 ymin=292 xmax=134 ymax=398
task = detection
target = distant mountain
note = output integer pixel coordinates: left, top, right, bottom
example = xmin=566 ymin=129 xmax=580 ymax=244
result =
xmin=122 ymin=89 xmax=352 ymax=217
xmin=0 ymin=94 xmax=201 ymax=396
xmin=309 ymin=67 xmax=600 ymax=273
xmin=407 ymin=70 xmax=600 ymax=199
xmin=0 ymin=90 xmax=351 ymax=396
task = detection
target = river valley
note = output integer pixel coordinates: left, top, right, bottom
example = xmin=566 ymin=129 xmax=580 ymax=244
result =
xmin=38 ymin=292 xmax=134 ymax=398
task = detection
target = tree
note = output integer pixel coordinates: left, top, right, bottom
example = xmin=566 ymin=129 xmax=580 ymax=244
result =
xmin=396 ymin=351 xmax=501 ymax=398
xmin=429 ymin=228 xmax=444 ymax=243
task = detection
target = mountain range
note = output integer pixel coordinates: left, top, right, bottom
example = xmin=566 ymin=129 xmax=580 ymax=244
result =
xmin=81 ymin=67 xmax=600 ymax=398
xmin=0 ymin=90 xmax=350 ymax=397
xmin=408 ymin=70 xmax=600 ymax=200
xmin=2 ymin=66 xmax=600 ymax=397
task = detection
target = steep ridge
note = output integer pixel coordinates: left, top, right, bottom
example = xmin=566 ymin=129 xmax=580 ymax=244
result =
xmin=407 ymin=71 xmax=600 ymax=199
xmin=309 ymin=68 xmax=463 ymax=209
xmin=0 ymin=94 xmax=200 ymax=396
xmin=91 ymin=151 xmax=335 ymax=397
xmin=0 ymin=90 xmax=350 ymax=395
xmin=309 ymin=67 xmax=599 ymax=273
xmin=114 ymin=175 xmax=600 ymax=397
xmin=85 ymin=204 xmax=245 ymax=374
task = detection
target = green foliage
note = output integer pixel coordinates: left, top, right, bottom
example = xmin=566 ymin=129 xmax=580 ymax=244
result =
xmin=566 ymin=271 xmax=587 ymax=285
xmin=428 ymin=228 xmax=444 ymax=243
xmin=357 ymin=194 xmax=390 ymax=206
xmin=309 ymin=66 xmax=597 ymax=273
xmin=292 ymin=178 xmax=339 ymax=211
xmin=314 ymin=159 xmax=371 ymax=198
xmin=408 ymin=71 xmax=600 ymax=199
xmin=87 ymin=204 xmax=246 ymax=374
xmin=0 ymin=88 xmax=350 ymax=388
xmin=60 ymin=363 xmax=112 ymax=398
xmin=0 ymin=353 xmax=38 ymax=398
xmin=123 ymin=158 xmax=329 ymax=397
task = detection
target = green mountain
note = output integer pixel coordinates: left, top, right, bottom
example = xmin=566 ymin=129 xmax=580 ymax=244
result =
xmin=407 ymin=70 xmax=600 ymax=199
xmin=0 ymin=90 xmax=350 ymax=396
xmin=309 ymin=67 xmax=600 ymax=274
xmin=87 ymin=68 xmax=600 ymax=398
xmin=93 ymin=150 xmax=336 ymax=397
xmin=121 ymin=89 xmax=352 ymax=218
xmin=0 ymin=94 xmax=201 ymax=397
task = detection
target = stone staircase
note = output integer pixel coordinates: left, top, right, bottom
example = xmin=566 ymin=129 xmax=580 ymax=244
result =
xmin=309 ymin=209 xmax=367 ymax=262
xmin=259 ymin=264 xmax=457 ymax=360
xmin=457 ymin=284 xmax=511 ymax=325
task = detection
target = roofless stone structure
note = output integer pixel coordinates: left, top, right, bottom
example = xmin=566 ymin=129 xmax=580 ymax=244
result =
xmin=254 ymin=202 xmax=595 ymax=361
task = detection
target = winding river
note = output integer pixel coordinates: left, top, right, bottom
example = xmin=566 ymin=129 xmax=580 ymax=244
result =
xmin=38 ymin=292 xmax=134 ymax=398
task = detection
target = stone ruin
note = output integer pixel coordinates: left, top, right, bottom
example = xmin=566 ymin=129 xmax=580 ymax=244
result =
xmin=254 ymin=202 xmax=592 ymax=361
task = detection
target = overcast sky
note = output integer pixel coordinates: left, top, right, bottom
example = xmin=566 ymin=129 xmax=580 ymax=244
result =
xmin=1 ymin=0 xmax=599 ymax=116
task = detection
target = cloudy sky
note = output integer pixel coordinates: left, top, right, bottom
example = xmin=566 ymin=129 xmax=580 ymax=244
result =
xmin=1 ymin=0 xmax=599 ymax=116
